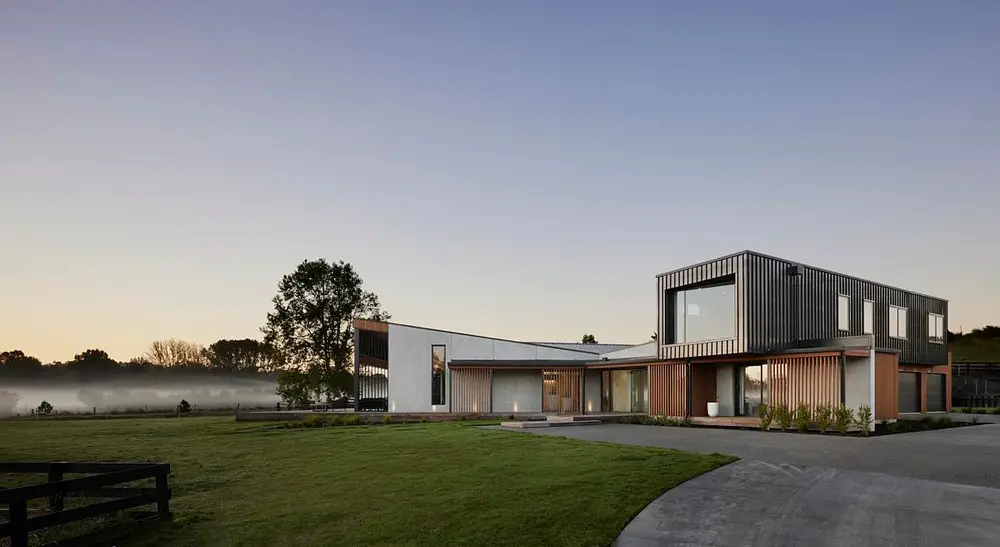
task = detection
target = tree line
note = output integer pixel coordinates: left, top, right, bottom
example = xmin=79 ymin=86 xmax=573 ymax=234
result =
xmin=0 ymin=338 xmax=278 ymax=382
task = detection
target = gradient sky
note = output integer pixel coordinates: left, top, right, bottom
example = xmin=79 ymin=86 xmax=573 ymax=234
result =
xmin=3 ymin=1 xmax=998 ymax=363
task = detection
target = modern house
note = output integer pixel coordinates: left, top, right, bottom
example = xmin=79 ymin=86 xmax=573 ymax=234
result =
xmin=353 ymin=251 xmax=951 ymax=425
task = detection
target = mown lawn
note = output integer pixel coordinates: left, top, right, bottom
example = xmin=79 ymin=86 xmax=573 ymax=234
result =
xmin=0 ymin=417 xmax=734 ymax=546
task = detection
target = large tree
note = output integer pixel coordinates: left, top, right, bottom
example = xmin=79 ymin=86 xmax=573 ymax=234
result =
xmin=262 ymin=259 xmax=389 ymax=401
xmin=143 ymin=339 xmax=208 ymax=367
xmin=581 ymin=334 xmax=598 ymax=344
xmin=65 ymin=349 xmax=119 ymax=377
xmin=206 ymin=338 xmax=276 ymax=373
xmin=0 ymin=350 xmax=43 ymax=378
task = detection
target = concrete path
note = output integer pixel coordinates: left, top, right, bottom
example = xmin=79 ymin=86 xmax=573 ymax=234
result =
xmin=616 ymin=459 xmax=1000 ymax=547
xmin=499 ymin=422 xmax=1000 ymax=487
xmin=491 ymin=422 xmax=1000 ymax=545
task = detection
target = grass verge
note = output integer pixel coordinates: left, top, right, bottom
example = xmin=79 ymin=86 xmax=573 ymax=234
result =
xmin=0 ymin=417 xmax=733 ymax=547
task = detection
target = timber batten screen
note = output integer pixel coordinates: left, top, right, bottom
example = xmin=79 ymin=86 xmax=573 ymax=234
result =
xmin=649 ymin=363 xmax=686 ymax=417
xmin=542 ymin=369 xmax=582 ymax=413
xmin=766 ymin=354 xmax=841 ymax=409
xmin=451 ymin=368 xmax=492 ymax=413
xmin=356 ymin=326 xmax=389 ymax=411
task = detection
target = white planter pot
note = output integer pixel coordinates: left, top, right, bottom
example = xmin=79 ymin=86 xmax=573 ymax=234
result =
xmin=707 ymin=402 xmax=720 ymax=418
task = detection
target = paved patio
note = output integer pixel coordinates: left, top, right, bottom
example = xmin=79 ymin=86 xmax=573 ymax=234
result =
xmin=492 ymin=421 xmax=1000 ymax=546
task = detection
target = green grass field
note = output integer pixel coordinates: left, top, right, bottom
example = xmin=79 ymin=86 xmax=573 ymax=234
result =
xmin=0 ymin=417 xmax=734 ymax=547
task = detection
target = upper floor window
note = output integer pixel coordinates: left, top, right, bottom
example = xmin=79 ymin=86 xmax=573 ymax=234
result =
xmin=673 ymin=281 xmax=735 ymax=343
xmin=889 ymin=306 xmax=907 ymax=339
xmin=928 ymin=313 xmax=945 ymax=344
xmin=863 ymin=300 xmax=874 ymax=335
xmin=431 ymin=345 xmax=446 ymax=405
xmin=837 ymin=295 xmax=850 ymax=331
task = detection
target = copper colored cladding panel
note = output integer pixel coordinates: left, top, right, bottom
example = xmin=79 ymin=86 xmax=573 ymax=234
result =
xmin=649 ymin=363 xmax=686 ymax=417
xmin=353 ymin=319 xmax=389 ymax=333
xmin=690 ymin=366 xmax=718 ymax=417
xmin=450 ymin=368 xmax=492 ymax=413
xmin=542 ymin=369 xmax=582 ymax=413
xmin=766 ymin=355 xmax=840 ymax=410
xmin=874 ymin=351 xmax=899 ymax=419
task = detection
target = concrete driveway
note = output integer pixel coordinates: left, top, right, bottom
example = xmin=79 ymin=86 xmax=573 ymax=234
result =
xmin=495 ymin=423 xmax=1000 ymax=546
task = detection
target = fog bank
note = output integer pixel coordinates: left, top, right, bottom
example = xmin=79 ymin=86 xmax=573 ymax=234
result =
xmin=0 ymin=378 xmax=279 ymax=415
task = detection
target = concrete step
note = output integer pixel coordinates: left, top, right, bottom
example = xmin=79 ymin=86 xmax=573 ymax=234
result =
xmin=546 ymin=415 xmax=602 ymax=422
xmin=502 ymin=419 xmax=602 ymax=428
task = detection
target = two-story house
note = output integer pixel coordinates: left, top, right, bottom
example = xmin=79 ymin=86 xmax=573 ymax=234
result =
xmin=352 ymin=251 xmax=950 ymax=425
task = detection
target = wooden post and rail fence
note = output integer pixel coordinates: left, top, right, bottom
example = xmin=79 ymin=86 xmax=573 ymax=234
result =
xmin=0 ymin=462 xmax=171 ymax=547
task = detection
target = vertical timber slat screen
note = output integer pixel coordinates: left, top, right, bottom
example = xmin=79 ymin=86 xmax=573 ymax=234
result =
xmin=649 ymin=363 xmax=686 ymax=417
xmin=450 ymin=368 xmax=492 ymax=413
xmin=542 ymin=369 xmax=581 ymax=413
xmin=356 ymin=327 xmax=389 ymax=411
xmin=767 ymin=355 xmax=840 ymax=409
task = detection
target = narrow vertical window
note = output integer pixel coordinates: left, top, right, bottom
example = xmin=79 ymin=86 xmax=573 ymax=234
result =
xmin=431 ymin=345 xmax=446 ymax=405
xmin=929 ymin=313 xmax=945 ymax=344
xmin=889 ymin=306 xmax=908 ymax=339
xmin=837 ymin=295 xmax=850 ymax=331
xmin=863 ymin=300 xmax=874 ymax=335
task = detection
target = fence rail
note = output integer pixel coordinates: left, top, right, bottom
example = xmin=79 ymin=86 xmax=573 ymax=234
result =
xmin=0 ymin=461 xmax=171 ymax=547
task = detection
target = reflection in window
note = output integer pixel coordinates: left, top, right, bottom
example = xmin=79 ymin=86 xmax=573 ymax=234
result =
xmin=929 ymin=313 xmax=945 ymax=344
xmin=673 ymin=282 xmax=736 ymax=343
xmin=431 ymin=345 xmax=446 ymax=405
xmin=863 ymin=300 xmax=874 ymax=335
xmin=889 ymin=306 xmax=907 ymax=339
xmin=838 ymin=295 xmax=850 ymax=331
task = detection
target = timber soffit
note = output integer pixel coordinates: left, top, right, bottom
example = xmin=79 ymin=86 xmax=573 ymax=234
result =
xmin=655 ymin=250 xmax=948 ymax=303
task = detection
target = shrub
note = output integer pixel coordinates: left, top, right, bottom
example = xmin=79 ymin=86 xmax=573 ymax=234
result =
xmin=854 ymin=404 xmax=873 ymax=436
xmin=937 ymin=416 xmax=953 ymax=428
xmin=793 ymin=403 xmax=811 ymax=432
xmin=303 ymin=414 xmax=327 ymax=428
xmin=834 ymin=406 xmax=854 ymax=434
xmin=814 ymin=403 xmax=833 ymax=433
xmin=37 ymin=401 xmax=54 ymax=416
xmin=773 ymin=404 xmax=792 ymax=431
xmin=990 ymin=407 xmax=1000 ymax=415
xmin=758 ymin=403 xmax=773 ymax=430
xmin=342 ymin=415 xmax=361 ymax=426
xmin=382 ymin=415 xmax=392 ymax=425
xmin=681 ymin=416 xmax=693 ymax=427
xmin=177 ymin=399 xmax=192 ymax=414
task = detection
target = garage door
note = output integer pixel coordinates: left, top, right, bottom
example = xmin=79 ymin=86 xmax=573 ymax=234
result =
xmin=927 ymin=373 xmax=946 ymax=412
xmin=899 ymin=372 xmax=921 ymax=414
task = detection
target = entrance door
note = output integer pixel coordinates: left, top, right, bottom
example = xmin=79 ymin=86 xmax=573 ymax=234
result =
xmin=630 ymin=369 xmax=649 ymax=413
xmin=740 ymin=365 xmax=768 ymax=417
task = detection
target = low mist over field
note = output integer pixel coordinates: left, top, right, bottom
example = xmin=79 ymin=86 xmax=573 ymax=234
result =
xmin=0 ymin=378 xmax=279 ymax=415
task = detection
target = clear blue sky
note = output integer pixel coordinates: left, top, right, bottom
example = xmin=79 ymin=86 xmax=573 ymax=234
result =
xmin=2 ymin=1 xmax=998 ymax=362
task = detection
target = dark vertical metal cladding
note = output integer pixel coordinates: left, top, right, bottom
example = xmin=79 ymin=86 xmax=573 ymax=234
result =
xmin=740 ymin=251 xmax=947 ymax=364
xmin=657 ymin=251 xmax=948 ymax=365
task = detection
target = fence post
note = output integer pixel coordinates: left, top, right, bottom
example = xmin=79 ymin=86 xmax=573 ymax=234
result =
xmin=155 ymin=466 xmax=170 ymax=517
xmin=10 ymin=499 xmax=28 ymax=547
xmin=48 ymin=462 xmax=65 ymax=512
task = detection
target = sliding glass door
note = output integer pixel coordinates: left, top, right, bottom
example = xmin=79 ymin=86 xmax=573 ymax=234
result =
xmin=740 ymin=365 xmax=768 ymax=417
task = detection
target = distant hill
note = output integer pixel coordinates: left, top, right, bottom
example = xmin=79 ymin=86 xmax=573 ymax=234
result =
xmin=950 ymin=326 xmax=1000 ymax=363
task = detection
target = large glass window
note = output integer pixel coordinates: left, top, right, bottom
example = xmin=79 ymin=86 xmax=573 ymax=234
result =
xmin=673 ymin=282 xmax=736 ymax=343
xmin=431 ymin=345 xmax=446 ymax=405
xmin=837 ymin=295 xmax=850 ymax=331
xmin=889 ymin=306 xmax=907 ymax=339
xmin=929 ymin=313 xmax=945 ymax=344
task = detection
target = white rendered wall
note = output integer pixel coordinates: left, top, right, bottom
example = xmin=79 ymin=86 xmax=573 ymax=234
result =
xmin=584 ymin=370 xmax=602 ymax=413
xmin=387 ymin=324 xmax=594 ymax=413
xmin=491 ymin=370 xmax=542 ymax=413
xmin=845 ymin=356 xmax=872 ymax=411
xmin=716 ymin=365 xmax=736 ymax=417
xmin=599 ymin=341 xmax=656 ymax=361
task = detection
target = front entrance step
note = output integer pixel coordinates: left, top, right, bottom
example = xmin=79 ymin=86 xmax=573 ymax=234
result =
xmin=546 ymin=415 xmax=600 ymax=422
xmin=501 ymin=419 xmax=602 ymax=428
